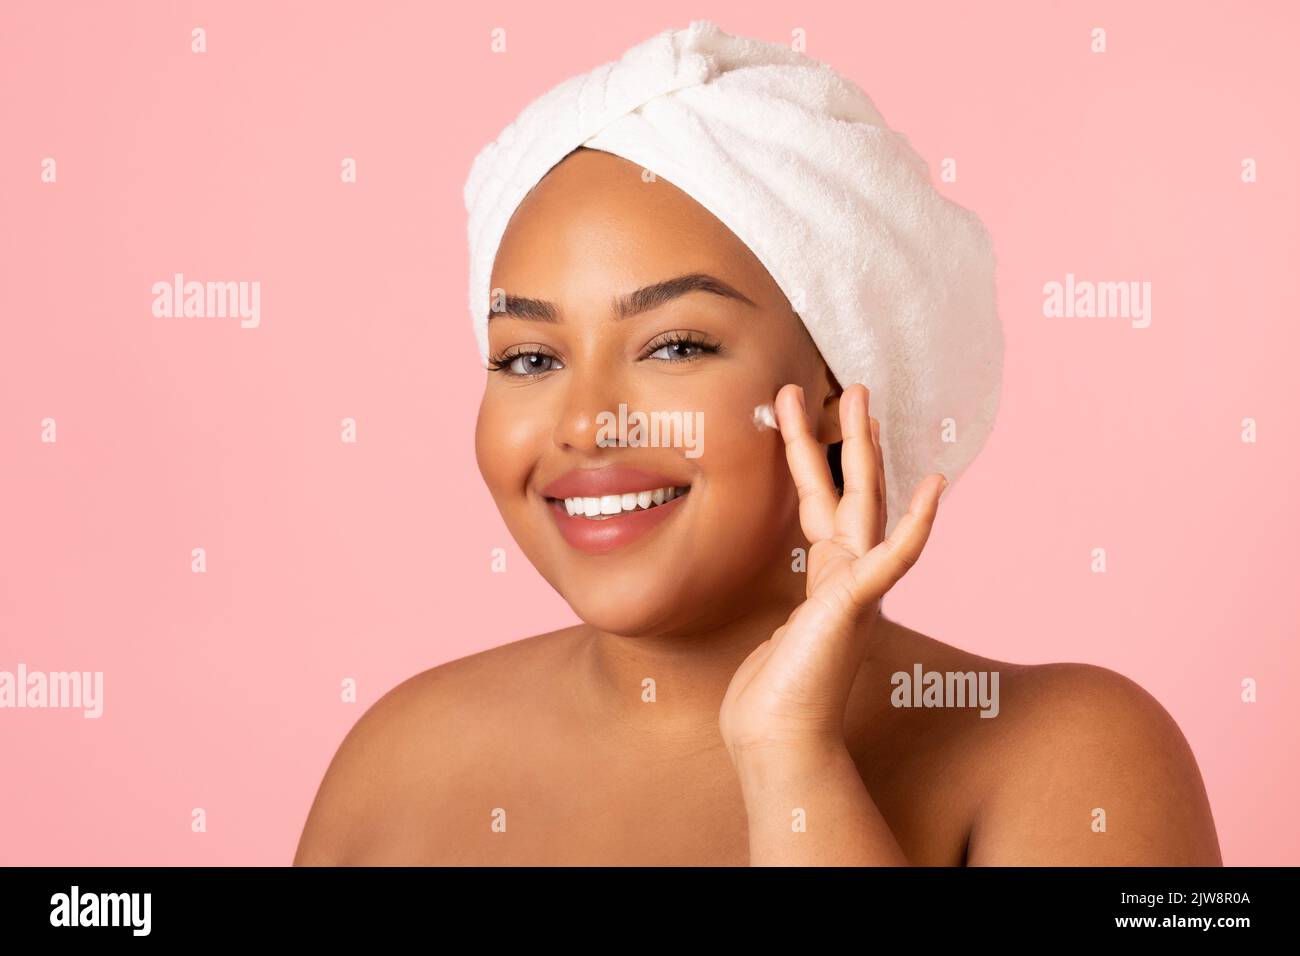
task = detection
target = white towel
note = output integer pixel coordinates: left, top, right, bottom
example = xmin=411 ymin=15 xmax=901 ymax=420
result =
xmin=464 ymin=20 xmax=1003 ymax=536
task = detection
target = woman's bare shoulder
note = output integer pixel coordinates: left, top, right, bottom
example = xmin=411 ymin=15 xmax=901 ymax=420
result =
xmin=877 ymin=620 xmax=1221 ymax=865
xmin=293 ymin=625 xmax=583 ymax=866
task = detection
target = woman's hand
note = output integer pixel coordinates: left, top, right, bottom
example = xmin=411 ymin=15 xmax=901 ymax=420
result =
xmin=719 ymin=382 xmax=947 ymax=766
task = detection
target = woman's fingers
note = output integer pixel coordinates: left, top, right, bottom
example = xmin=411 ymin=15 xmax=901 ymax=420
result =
xmin=871 ymin=416 xmax=887 ymax=535
xmin=846 ymin=473 xmax=946 ymax=603
xmin=832 ymin=383 xmax=881 ymax=555
xmin=775 ymin=383 xmax=837 ymax=543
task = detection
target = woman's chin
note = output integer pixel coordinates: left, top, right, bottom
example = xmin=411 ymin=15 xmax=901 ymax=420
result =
xmin=559 ymin=574 xmax=772 ymax=638
xmin=562 ymin=598 xmax=681 ymax=638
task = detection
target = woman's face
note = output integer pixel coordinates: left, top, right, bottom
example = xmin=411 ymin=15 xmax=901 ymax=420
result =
xmin=475 ymin=148 xmax=843 ymax=637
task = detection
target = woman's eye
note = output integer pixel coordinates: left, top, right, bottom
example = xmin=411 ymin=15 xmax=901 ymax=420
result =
xmin=491 ymin=351 xmax=564 ymax=376
xmin=645 ymin=337 xmax=720 ymax=362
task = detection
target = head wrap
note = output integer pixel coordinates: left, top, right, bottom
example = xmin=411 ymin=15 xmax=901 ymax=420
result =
xmin=464 ymin=20 xmax=1003 ymax=535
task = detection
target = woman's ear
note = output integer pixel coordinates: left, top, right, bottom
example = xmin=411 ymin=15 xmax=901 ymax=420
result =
xmin=813 ymin=365 xmax=844 ymax=445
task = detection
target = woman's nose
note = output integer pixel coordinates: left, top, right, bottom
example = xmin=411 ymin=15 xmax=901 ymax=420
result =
xmin=550 ymin=363 xmax=632 ymax=454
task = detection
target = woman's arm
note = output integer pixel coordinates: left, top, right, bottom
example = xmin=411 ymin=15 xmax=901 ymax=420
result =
xmin=293 ymin=699 xmax=392 ymax=866
xmin=965 ymin=663 xmax=1222 ymax=865
xmin=731 ymin=664 xmax=1223 ymax=866
xmin=294 ymin=670 xmax=451 ymax=866
xmin=717 ymin=382 xmax=1221 ymax=866
xmin=718 ymin=381 xmax=943 ymax=865
xmin=734 ymin=741 xmax=909 ymax=865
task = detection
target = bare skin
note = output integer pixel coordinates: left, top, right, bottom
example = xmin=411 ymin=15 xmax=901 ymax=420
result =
xmin=294 ymin=149 xmax=1221 ymax=866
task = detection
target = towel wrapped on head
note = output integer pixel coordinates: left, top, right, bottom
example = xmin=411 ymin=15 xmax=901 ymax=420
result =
xmin=464 ymin=19 xmax=1003 ymax=536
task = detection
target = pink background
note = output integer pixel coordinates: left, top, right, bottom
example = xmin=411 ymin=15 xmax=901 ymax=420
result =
xmin=2 ymin=0 xmax=1297 ymax=865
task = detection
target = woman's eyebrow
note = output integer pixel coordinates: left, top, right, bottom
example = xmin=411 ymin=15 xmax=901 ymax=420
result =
xmin=615 ymin=273 xmax=758 ymax=318
xmin=487 ymin=273 xmax=757 ymax=324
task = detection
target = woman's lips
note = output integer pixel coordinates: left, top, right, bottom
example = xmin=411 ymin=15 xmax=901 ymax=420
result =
xmin=539 ymin=466 xmax=693 ymax=555
xmin=544 ymin=487 xmax=691 ymax=555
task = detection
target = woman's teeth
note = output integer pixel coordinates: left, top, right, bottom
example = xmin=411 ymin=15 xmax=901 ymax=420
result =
xmin=561 ymin=486 xmax=690 ymax=518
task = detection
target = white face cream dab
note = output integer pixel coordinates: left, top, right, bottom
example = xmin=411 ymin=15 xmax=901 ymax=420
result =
xmin=752 ymin=402 xmax=778 ymax=431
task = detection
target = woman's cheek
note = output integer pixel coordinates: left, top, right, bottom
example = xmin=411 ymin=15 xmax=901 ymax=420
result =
xmin=474 ymin=394 xmax=542 ymax=502
xmin=698 ymin=405 xmax=794 ymax=549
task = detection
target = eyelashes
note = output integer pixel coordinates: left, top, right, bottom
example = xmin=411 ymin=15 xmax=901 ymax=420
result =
xmin=643 ymin=330 xmax=722 ymax=362
xmin=487 ymin=331 xmax=722 ymax=378
xmin=486 ymin=348 xmax=560 ymax=376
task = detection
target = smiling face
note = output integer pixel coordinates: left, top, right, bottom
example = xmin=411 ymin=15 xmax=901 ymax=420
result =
xmin=475 ymin=147 xmax=844 ymax=637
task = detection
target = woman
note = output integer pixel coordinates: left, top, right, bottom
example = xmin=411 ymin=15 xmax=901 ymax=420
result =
xmin=294 ymin=22 xmax=1221 ymax=866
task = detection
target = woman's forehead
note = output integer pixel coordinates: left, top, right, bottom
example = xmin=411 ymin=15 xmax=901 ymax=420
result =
xmin=492 ymin=149 xmax=781 ymax=306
